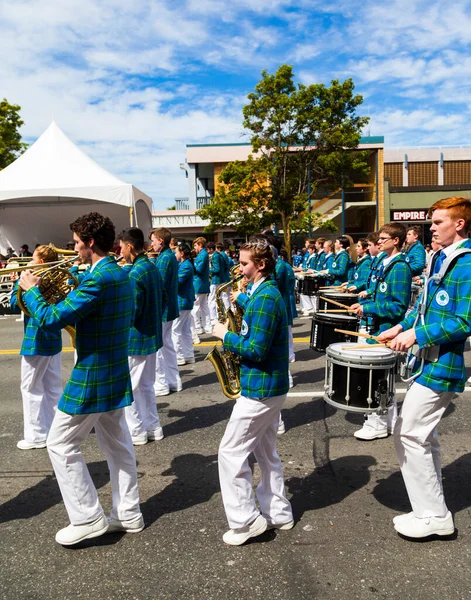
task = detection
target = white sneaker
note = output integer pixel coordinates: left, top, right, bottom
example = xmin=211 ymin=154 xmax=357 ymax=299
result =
xmin=277 ymin=420 xmax=286 ymax=435
xmin=204 ymin=327 xmax=213 ymax=334
xmin=223 ymin=515 xmax=267 ymax=546
xmin=354 ymin=426 xmax=388 ymax=440
xmin=177 ymin=358 xmax=186 ymax=366
xmin=170 ymin=384 xmax=183 ymax=392
xmin=184 ymin=357 xmax=196 ymax=364
xmin=394 ymin=511 xmax=455 ymax=539
xmin=147 ymin=427 xmax=164 ymax=441
xmin=195 ymin=328 xmax=204 ymax=335
xmin=288 ymin=372 xmax=294 ymax=389
xmin=192 ymin=336 xmax=201 ymax=345
xmin=155 ymin=386 xmax=170 ymax=397
xmin=131 ymin=432 xmax=148 ymax=446
xmin=393 ymin=512 xmax=414 ymax=526
xmin=17 ymin=439 xmax=47 ymax=450
xmin=55 ymin=514 xmax=109 ymax=546
xmin=107 ymin=514 xmax=145 ymax=534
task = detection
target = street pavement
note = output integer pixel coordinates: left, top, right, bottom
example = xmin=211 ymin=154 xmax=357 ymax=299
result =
xmin=1 ymin=314 xmax=471 ymax=600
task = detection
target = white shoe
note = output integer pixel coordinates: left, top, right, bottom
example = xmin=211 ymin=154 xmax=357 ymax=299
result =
xmin=393 ymin=512 xmax=414 ymax=526
xmin=170 ymin=384 xmax=183 ymax=393
xmin=394 ymin=511 xmax=455 ymax=539
xmin=277 ymin=420 xmax=286 ymax=435
xmin=184 ymin=357 xmax=196 ymax=364
xmin=17 ymin=439 xmax=47 ymax=450
xmin=266 ymin=520 xmax=294 ymax=531
xmin=204 ymin=327 xmax=213 ymax=334
xmin=177 ymin=358 xmax=186 ymax=366
xmin=354 ymin=426 xmax=388 ymax=440
xmin=288 ymin=372 xmax=294 ymax=389
xmin=155 ymin=387 xmax=170 ymax=397
xmin=147 ymin=427 xmax=164 ymax=441
xmin=223 ymin=515 xmax=267 ymax=546
xmin=55 ymin=514 xmax=109 ymax=546
xmin=107 ymin=514 xmax=145 ymax=534
xmin=131 ymin=432 xmax=148 ymax=446
xmin=289 ymin=357 xmax=296 ymax=363
xmin=195 ymin=328 xmax=204 ymax=335
xmin=192 ymin=336 xmax=201 ymax=345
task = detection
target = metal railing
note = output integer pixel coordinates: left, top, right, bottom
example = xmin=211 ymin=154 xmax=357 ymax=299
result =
xmin=196 ymin=196 xmax=213 ymax=210
xmin=175 ymin=198 xmax=190 ymax=210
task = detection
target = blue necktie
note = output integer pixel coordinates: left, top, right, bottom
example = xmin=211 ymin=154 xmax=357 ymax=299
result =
xmin=432 ymin=250 xmax=445 ymax=275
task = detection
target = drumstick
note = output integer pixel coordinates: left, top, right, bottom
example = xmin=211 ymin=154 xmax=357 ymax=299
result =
xmin=319 ymin=296 xmax=355 ymax=310
xmin=334 ymin=328 xmax=381 ymax=341
xmin=341 ymin=343 xmax=390 ymax=349
xmin=317 ymin=309 xmax=351 ymax=312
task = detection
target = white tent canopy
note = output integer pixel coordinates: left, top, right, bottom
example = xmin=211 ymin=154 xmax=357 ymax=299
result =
xmin=0 ymin=121 xmax=153 ymax=253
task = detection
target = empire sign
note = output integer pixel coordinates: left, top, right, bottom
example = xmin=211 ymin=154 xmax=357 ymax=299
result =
xmin=391 ymin=209 xmax=428 ymax=222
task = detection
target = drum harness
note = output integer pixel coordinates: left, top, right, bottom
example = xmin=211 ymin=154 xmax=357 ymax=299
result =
xmin=401 ymin=247 xmax=471 ymax=383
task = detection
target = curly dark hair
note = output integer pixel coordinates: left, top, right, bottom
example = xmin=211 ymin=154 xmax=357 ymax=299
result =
xmin=70 ymin=212 xmax=115 ymax=252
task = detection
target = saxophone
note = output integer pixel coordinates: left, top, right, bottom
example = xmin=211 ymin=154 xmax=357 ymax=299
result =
xmin=206 ymin=267 xmax=244 ymax=399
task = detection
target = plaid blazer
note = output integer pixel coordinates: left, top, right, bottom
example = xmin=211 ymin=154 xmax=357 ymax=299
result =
xmin=275 ymin=259 xmax=295 ymax=326
xmin=177 ymin=258 xmax=195 ymax=311
xmin=348 ymin=254 xmax=372 ymax=289
xmin=209 ymin=251 xmax=223 ymax=285
xmin=224 ymin=279 xmax=289 ymax=399
xmin=22 ymin=256 xmax=133 ymax=415
xmin=322 ymin=253 xmax=334 ymax=271
xmin=313 ymin=250 xmax=325 ymax=271
xmin=304 ymin=252 xmax=317 ymax=271
xmin=400 ymin=239 xmax=471 ymax=392
xmin=402 ymin=241 xmax=427 ymax=277
xmin=361 ymin=252 xmax=386 ymax=295
xmin=360 ymin=254 xmax=412 ymax=334
xmin=193 ymin=248 xmax=210 ymax=294
xmin=128 ymin=254 xmax=163 ymax=356
xmin=10 ymin=281 xmax=62 ymax=356
xmin=328 ymin=250 xmax=349 ymax=285
xmin=220 ymin=251 xmax=231 ymax=284
xmin=155 ymin=248 xmax=179 ymax=322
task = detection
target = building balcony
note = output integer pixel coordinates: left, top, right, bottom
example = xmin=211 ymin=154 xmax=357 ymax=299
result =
xmin=175 ymin=197 xmax=190 ymax=210
xmin=196 ymin=196 xmax=213 ymax=210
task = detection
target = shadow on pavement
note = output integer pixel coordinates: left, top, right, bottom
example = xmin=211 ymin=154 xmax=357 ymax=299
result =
xmin=372 ymin=452 xmax=471 ymax=514
xmin=164 ymin=400 xmax=233 ymax=437
xmin=0 ymin=460 xmax=109 ymax=524
xmin=140 ymin=453 xmax=220 ymax=527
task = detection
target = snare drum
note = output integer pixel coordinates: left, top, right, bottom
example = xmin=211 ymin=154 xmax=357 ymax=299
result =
xmin=324 ymin=342 xmax=397 ymax=414
xmin=303 ymin=275 xmax=326 ymax=296
xmin=319 ymin=291 xmax=358 ymax=311
xmin=310 ymin=313 xmax=359 ymax=353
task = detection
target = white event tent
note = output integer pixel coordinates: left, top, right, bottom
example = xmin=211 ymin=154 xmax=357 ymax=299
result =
xmin=0 ymin=121 xmax=153 ymax=253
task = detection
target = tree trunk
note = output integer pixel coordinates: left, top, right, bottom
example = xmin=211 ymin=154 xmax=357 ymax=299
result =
xmin=281 ymin=213 xmax=292 ymax=262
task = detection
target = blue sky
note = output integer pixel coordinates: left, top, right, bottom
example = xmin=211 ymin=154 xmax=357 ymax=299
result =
xmin=1 ymin=0 xmax=470 ymax=209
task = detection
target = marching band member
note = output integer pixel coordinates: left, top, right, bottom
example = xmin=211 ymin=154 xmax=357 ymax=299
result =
xmin=357 ymin=232 xmax=385 ymax=297
xmin=312 ymin=237 xmax=326 ymax=270
xmin=208 ymin=241 xmax=223 ymax=324
xmin=19 ymin=212 xmax=143 ymax=545
xmin=213 ymin=239 xmax=293 ymax=545
xmin=172 ymin=243 xmax=196 ymax=366
xmin=10 ymin=245 xmax=63 ymax=450
xmin=321 ymin=239 xmax=334 ymax=270
xmin=299 ymin=240 xmax=317 ymax=316
xmin=345 ymin=238 xmax=372 ymax=292
xmin=118 ymin=228 xmax=165 ymax=446
xmin=350 ymin=223 xmax=412 ymax=441
xmin=191 ymin=237 xmax=211 ymax=337
xmin=402 ymin=225 xmax=427 ymax=277
xmin=149 ymin=228 xmax=182 ymax=396
xmin=378 ymin=196 xmax=471 ymax=539
xmin=217 ymin=242 xmax=231 ymax=310
xmin=319 ymin=235 xmax=351 ymax=285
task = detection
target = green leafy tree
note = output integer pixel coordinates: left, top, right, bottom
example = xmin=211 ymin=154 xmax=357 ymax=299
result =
xmin=198 ymin=65 xmax=369 ymax=254
xmin=0 ymin=99 xmax=28 ymax=170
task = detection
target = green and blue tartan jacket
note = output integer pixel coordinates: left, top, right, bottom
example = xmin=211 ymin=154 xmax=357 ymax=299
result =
xmin=348 ymin=254 xmax=372 ymax=289
xmin=224 ymin=279 xmax=289 ymax=399
xmin=321 ymin=253 xmax=334 ymax=272
xmin=128 ymin=254 xmax=164 ymax=356
xmin=177 ymin=258 xmax=195 ymax=311
xmin=360 ymin=254 xmax=412 ymax=334
xmin=10 ymin=281 xmax=62 ymax=356
xmin=361 ymin=252 xmax=386 ymax=295
xmin=304 ymin=252 xmax=317 ymax=271
xmin=328 ymin=249 xmax=350 ymax=285
xmin=193 ymin=248 xmax=210 ymax=294
xmin=400 ymin=239 xmax=471 ymax=392
xmin=402 ymin=241 xmax=427 ymax=277
xmin=313 ymin=250 xmax=325 ymax=271
xmin=22 ymin=256 xmax=133 ymax=415
xmin=154 ymin=247 xmax=179 ymax=322
xmin=275 ymin=258 xmax=295 ymax=326
xmin=209 ymin=251 xmax=223 ymax=285
xmin=301 ymin=252 xmax=310 ymax=269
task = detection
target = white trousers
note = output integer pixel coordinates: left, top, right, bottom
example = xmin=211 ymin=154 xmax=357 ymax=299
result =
xmin=288 ymin=325 xmax=295 ymax=362
xmin=395 ymin=381 xmax=454 ymax=518
xmin=208 ymin=283 xmax=220 ymax=323
xmin=20 ymin=354 xmax=62 ymax=443
xmin=221 ymin=289 xmax=231 ymax=311
xmin=191 ymin=294 xmax=210 ymax=332
xmin=155 ymin=321 xmax=182 ymax=392
xmin=218 ymin=393 xmax=293 ymax=529
xmin=172 ymin=311 xmax=195 ymax=362
xmin=47 ymin=408 xmax=141 ymax=525
xmin=299 ymin=293 xmax=315 ymax=312
xmin=125 ymin=354 xmax=160 ymax=436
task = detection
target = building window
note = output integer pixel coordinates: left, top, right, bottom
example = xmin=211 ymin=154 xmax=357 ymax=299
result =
xmin=384 ymin=162 xmax=403 ymax=187
xmin=408 ymin=162 xmax=438 ymax=187
xmin=444 ymin=161 xmax=471 ymax=185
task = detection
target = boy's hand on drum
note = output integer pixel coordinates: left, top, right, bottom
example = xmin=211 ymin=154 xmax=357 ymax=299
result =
xmin=389 ymin=328 xmax=416 ymax=352
xmin=349 ymin=303 xmax=363 ymax=315
xmin=347 ymin=286 xmax=357 ymax=292
xmin=358 ymin=291 xmax=368 ymax=299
